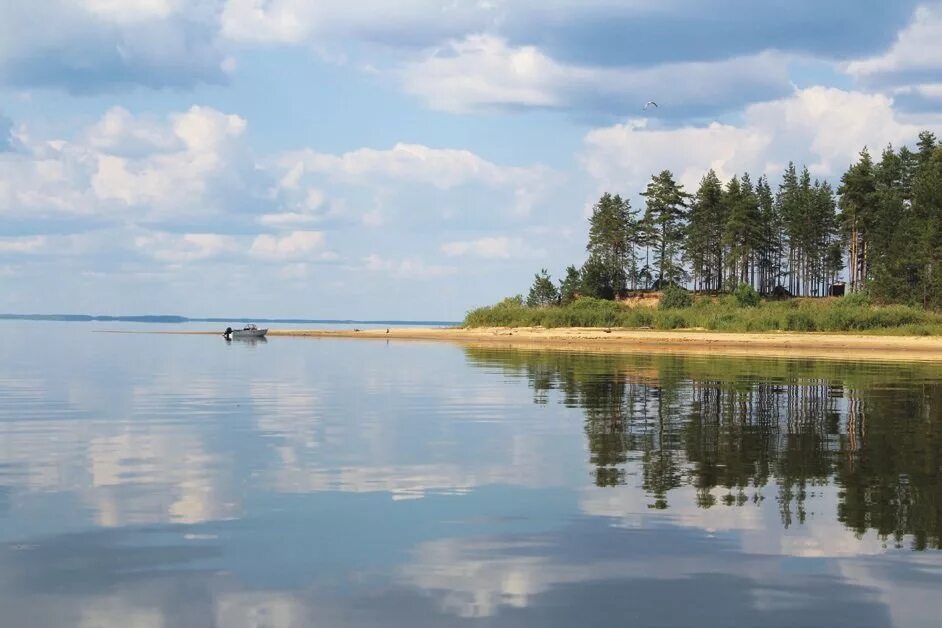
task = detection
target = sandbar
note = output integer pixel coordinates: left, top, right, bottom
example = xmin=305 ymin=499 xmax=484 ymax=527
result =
xmin=265 ymin=327 xmax=942 ymax=363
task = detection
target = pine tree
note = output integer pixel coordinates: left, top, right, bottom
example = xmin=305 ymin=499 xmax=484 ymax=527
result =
xmin=776 ymin=163 xmax=800 ymax=295
xmin=580 ymin=255 xmax=615 ymax=300
xmin=527 ymin=269 xmax=560 ymax=307
xmin=586 ymin=193 xmax=639 ymax=296
xmin=755 ymin=176 xmax=780 ymax=293
xmin=912 ymin=135 xmax=942 ymax=306
xmin=687 ymin=170 xmax=724 ymax=291
xmin=838 ymin=149 xmax=877 ymax=292
xmin=641 ymin=170 xmax=689 ymax=287
xmin=723 ymin=173 xmax=762 ymax=287
xmin=559 ymin=265 xmax=582 ymax=304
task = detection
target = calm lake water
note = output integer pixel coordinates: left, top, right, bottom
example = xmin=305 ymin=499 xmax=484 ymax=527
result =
xmin=1 ymin=321 xmax=941 ymax=627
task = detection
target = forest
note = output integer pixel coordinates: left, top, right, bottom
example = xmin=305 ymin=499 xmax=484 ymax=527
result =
xmin=520 ymin=131 xmax=942 ymax=309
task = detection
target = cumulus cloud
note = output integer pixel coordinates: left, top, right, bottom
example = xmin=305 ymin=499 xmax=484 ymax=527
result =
xmin=218 ymin=0 xmax=918 ymax=66
xmin=132 ymin=229 xmax=336 ymax=265
xmin=85 ymin=106 xmax=184 ymax=156
xmin=214 ymin=0 xmax=920 ymax=120
xmin=91 ymin=106 xmax=251 ymax=215
xmin=0 ymin=105 xmax=261 ymax=223
xmin=0 ymin=1 xmax=227 ymax=91
xmin=0 ymin=235 xmax=48 ymax=254
xmin=272 ymin=142 xmax=553 ymax=227
xmin=581 ymin=87 xmax=934 ymax=196
xmin=892 ymin=82 xmax=942 ymax=113
xmin=400 ymin=35 xmax=790 ymax=117
xmin=134 ymin=232 xmax=238 ymax=263
xmin=0 ymin=0 xmax=923 ymax=125
xmin=219 ymin=0 xmax=496 ymax=46
xmin=249 ymin=230 xmax=332 ymax=261
xmin=0 ymin=137 xmax=99 ymax=219
xmin=363 ymin=254 xmax=455 ymax=280
xmin=80 ymin=0 xmax=184 ymax=22
xmin=279 ymin=142 xmax=547 ymax=190
xmin=504 ymin=0 xmax=918 ymax=67
xmin=845 ymin=5 xmax=942 ymax=86
xmin=441 ymin=236 xmax=545 ymax=260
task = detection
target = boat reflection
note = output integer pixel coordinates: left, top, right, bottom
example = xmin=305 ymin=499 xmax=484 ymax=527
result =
xmin=224 ymin=335 xmax=268 ymax=345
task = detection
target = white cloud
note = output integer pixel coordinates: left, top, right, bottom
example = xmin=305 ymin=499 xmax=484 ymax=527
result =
xmin=400 ymin=34 xmax=789 ymax=115
xmin=441 ymin=236 xmax=544 ymax=260
xmin=0 ymin=1 xmax=226 ymax=91
xmin=845 ymin=5 xmax=942 ymax=84
xmin=218 ymin=0 xmax=498 ymax=45
xmin=257 ymin=212 xmax=323 ymax=227
xmin=402 ymin=35 xmax=561 ymax=111
xmin=0 ymin=136 xmax=100 ymax=218
xmin=363 ymin=254 xmax=455 ymax=280
xmin=249 ymin=230 xmax=330 ymax=261
xmin=0 ymin=235 xmax=47 ymax=254
xmin=899 ymin=83 xmax=942 ymax=99
xmin=0 ymin=105 xmax=259 ymax=222
xmin=219 ymin=0 xmax=309 ymax=44
xmin=85 ymin=106 xmax=182 ymax=155
xmin=79 ymin=0 xmax=183 ymax=23
xmin=273 ymin=142 xmax=552 ymax=224
xmin=280 ymin=142 xmax=547 ymax=191
xmin=134 ymin=232 xmax=237 ymax=263
xmin=581 ymin=86 xmax=933 ymax=196
xmin=90 ymin=106 xmax=250 ymax=213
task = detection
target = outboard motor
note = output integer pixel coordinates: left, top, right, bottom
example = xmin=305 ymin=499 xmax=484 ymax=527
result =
xmin=224 ymin=326 xmax=233 ymax=339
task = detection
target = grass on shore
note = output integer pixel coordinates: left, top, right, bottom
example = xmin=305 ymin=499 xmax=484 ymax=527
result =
xmin=463 ymin=294 xmax=942 ymax=335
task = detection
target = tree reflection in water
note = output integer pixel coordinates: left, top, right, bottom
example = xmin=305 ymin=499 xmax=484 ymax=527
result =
xmin=464 ymin=348 xmax=942 ymax=550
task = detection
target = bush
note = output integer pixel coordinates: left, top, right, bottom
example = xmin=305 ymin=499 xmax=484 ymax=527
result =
xmin=841 ymin=290 xmax=871 ymax=308
xmin=732 ymin=282 xmax=760 ymax=308
xmin=654 ymin=311 xmax=689 ymax=329
xmin=462 ymin=291 xmax=942 ymax=334
xmin=659 ymin=285 xmax=693 ymax=310
xmin=785 ymin=311 xmax=816 ymax=331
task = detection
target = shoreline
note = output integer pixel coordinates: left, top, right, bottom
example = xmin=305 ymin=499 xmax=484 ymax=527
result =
xmin=96 ymin=326 xmax=942 ymax=362
xmin=278 ymin=327 xmax=942 ymax=362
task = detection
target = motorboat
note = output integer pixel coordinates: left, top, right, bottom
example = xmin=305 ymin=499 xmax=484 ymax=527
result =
xmin=224 ymin=324 xmax=268 ymax=339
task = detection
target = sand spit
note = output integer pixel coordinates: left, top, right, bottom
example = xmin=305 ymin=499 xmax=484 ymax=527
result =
xmin=263 ymin=327 xmax=942 ymax=363
xmin=96 ymin=326 xmax=942 ymax=362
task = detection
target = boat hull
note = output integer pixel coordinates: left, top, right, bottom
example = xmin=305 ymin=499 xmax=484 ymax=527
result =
xmin=231 ymin=328 xmax=267 ymax=338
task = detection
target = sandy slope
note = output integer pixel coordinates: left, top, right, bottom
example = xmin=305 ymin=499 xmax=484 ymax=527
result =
xmin=266 ymin=327 xmax=942 ymax=362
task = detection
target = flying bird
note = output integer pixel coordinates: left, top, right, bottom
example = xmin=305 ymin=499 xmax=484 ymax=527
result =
xmin=643 ymin=101 xmax=659 ymax=111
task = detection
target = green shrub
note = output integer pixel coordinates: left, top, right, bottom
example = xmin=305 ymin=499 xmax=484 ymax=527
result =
xmin=840 ymin=291 xmax=871 ymax=308
xmin=732 ymin=282 xmax=760 ymax=308
xmin=785 ymin=311 xmax=816 ymax=331
xmin=462 ymin=291 xmax=942 ymax=334
xmin=659 ymin=285 xmax=693 ymax=310
xmin=654 ymin=311 xmax=688 ymax=329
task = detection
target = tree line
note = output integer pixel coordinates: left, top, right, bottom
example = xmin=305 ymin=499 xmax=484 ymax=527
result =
xmin=527 ymin=131 xmax=942 ymax=308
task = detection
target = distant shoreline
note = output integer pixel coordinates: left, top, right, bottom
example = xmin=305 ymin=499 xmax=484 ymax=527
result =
xmin=122 ymin=326 xmax=942 ymax=363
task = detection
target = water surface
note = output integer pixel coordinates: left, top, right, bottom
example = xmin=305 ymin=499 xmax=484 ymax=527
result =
xmin=1 ymin=321 xmax=940 ymax=627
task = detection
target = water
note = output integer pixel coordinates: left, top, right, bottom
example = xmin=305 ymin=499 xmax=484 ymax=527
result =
xmin=1 ymin=321 xmax=940 ymax=627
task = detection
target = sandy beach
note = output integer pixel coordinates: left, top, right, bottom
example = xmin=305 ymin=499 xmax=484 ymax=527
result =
xmin=262 ymin=327 xmax=942 ymax=362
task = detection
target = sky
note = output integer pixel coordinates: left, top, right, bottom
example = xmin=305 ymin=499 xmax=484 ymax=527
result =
xmin=2 ymin=1 xmax=942 ymax=320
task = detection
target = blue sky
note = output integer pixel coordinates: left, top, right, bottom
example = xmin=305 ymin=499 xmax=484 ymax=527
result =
xmin=2 ymin=1 xmax=942 ymax=320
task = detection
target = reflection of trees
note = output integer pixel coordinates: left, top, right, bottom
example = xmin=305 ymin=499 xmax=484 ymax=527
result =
xmin=836 ymin=385 xmax=942 ymax=550
xmin=464 ymin=347 xmax=942 ymax=549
